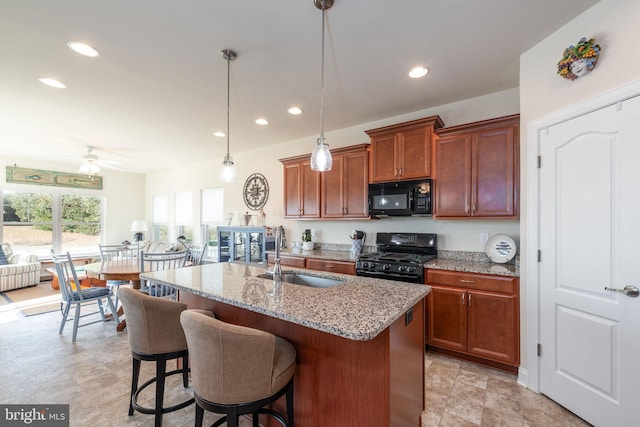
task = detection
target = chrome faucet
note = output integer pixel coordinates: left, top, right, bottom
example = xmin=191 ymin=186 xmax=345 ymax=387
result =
xmin=273 ymin=226 xmax=283 ymax=278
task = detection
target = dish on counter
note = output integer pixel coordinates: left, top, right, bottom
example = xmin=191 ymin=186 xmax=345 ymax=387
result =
xmin=485 ymin=234 xmax=516 ymax=264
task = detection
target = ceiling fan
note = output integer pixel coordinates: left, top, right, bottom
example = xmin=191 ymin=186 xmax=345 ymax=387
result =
xmin=78 ymin=146 xmax=125 ymax=174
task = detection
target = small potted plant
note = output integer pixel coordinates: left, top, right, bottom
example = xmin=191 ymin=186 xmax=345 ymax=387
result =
xmin=301 ymin=229 xmax=314 ymax=251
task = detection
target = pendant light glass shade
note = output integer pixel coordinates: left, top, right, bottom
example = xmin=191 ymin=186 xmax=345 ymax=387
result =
xmin=311 ymin=137 xmax=332 ymax=171
xmin=219 ymin=155 xmax=237 ymax=182
xmin=310 ymin=0 xmax=333 ymax=172
xmin=219 ymin=49 xmax=237 ymax=183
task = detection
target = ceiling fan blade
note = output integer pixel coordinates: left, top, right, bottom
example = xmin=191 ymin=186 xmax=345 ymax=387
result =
xmin=96 ymin=159 xmax=124 ymax=166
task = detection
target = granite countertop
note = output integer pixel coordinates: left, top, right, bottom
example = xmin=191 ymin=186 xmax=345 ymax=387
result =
xmin=140 ymin=262 xmax=428 ymax=341
xmin=424 ymin=259 xmax=519 ymax=277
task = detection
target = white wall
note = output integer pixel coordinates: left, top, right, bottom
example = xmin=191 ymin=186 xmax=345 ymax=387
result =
xmin=0 ymin=156 xmax=145 ymax=245
xmin=145 ymin=88 xmax=520 ymax=250
xmin=518 ymin=0 xmax=640 ymax=375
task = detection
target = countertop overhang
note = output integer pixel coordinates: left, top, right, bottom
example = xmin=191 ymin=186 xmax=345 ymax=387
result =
xmin=140 ymin=262 xmax=429 ymax=341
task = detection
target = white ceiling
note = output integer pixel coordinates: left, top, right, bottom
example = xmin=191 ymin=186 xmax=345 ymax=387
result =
xmin=0 ymin=0 xmax=599 ymax=174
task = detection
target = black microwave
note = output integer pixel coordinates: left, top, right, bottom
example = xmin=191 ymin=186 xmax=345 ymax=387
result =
xmin=368 ymin=179 xmax=432 ymax=216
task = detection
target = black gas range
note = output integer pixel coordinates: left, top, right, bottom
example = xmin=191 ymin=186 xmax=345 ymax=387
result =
xmin=355 ymin=232 xmax=437 ymax=284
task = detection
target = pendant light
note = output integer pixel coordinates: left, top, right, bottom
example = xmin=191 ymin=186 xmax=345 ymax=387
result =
xmin=310 ymin=0 xmax=333 ymax=172
xmin=219 ymin=49 xmax=238 ymax=182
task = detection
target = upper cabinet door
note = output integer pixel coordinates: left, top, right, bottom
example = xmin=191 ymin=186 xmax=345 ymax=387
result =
xmin=368 ymin=134 xmax=398 ymax=183
xmin=321 ymin=155 xmax=344 ymax=218
xmin=434 ymin=114 xmax=519 ymax=219
xmin=300 ymin=159 xmax=320 ymax=218
xmin=281 ymin=157 xmax=320 ymax=219
xmin=472 ymin=126 xmax=518 ymax=217
xmin=366 ymin=116 xmax=444 ymax=184
xmin=283 ymin=161 xmax=302 ymax=218
xmin=341 ymin=149 xmax=368 ymax=218
xmin=398 ymin=126 xmax=432 ymax=180
xmin=321 ymin=145 xmax=369 ymax=218
xmin=435 ymin=134 xmax=472 ymax=217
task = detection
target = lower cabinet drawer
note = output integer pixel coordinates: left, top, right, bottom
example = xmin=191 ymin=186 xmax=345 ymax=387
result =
xmin=306 ymin=258 xmax=355 ymax=275
xmin=267 ymin=254 xmax=306 ymax=268
xmin=427 ymin=270 xmax=517 ymax=294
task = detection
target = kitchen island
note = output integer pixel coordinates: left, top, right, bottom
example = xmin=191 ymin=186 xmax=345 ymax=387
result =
xmin=141 ymin=262 xmax=429 ymax=427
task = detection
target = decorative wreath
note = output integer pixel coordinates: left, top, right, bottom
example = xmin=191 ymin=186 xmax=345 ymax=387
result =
xmin=557 ymin=37 xmax=601 ymax=81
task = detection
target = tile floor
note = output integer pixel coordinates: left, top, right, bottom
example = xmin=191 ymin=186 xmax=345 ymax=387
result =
xmin=423 ymin=353 xmax=592 ymax=427
xmin=0 ymin=299 xmax=592 ymax=427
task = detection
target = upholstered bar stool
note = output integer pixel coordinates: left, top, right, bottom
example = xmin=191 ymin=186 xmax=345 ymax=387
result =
xmin=119 ymin=288 xmax=214 ymax=427
xmin=180 ymin=310 xmax=296 ymax=427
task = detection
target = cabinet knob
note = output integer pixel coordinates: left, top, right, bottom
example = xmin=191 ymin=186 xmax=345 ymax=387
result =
xmin=459 ymin=279 xmax=474 ymax=283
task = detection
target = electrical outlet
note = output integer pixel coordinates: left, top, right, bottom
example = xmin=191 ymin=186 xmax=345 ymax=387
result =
xmin=480 ymin=232 xmax=490 ymax=245
xmin=310 ymin=229 xmax=316 ymax=240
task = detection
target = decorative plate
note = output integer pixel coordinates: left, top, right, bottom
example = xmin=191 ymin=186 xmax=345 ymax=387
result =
xmin=485 ymin=234 xmax=517 ymax=264
xmin=243 ymin=173 xmax=269 ymax=210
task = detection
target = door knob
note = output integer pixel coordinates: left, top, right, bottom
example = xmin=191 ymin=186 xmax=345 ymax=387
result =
xmin=604 ymin=285 xmax=639 ymax=298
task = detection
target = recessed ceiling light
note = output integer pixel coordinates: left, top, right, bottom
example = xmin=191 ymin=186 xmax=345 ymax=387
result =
xmin=213 ymin=131 xmax=225 ymax=137
xmin=255 ymin=118 xmax=269 ymax=125
xmin=288 ymin=107 xmax=303 ymax=115
xmin=38 ymin=78 xmax=66 ymax=88
xmin=67 ymin=41 xmax=100 ymax=57
xmin=409 ymin=66 xmax=429 ymax=78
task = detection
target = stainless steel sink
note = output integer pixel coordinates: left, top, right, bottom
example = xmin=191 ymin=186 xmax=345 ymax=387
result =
xmin=257 ymin=272 xmax=345 ymax=288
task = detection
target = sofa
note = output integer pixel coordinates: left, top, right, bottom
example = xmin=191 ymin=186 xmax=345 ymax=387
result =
xmin=0 ymin=243 xmax=41 ymax=293
xmin=140 ymin=241 xmax=187 ymax=254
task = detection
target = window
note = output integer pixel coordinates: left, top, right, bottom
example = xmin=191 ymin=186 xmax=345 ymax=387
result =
xmin=152 ymin=194 xmax=169 ymax=241
xmin=175 ymin=191 xmax=193 ymax=242
xmin=201 ymin=187 xmax=224 ymax=261
xmin=60 ymin=195 xmax=101 ymax=254
xmin=1 ymin=190 xmax=102 ymax=257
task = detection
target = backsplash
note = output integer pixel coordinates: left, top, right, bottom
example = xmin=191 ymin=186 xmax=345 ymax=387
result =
xmin=314 ymin=243 xmax=518 ymax=266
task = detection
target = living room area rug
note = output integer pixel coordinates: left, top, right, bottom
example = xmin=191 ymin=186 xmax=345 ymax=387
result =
xmin=0 ymin=282 xmax=61 ymax=316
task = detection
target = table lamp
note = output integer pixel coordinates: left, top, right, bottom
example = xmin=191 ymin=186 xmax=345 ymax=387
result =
xmin=130 ymin=220 xmax=148 ymax=242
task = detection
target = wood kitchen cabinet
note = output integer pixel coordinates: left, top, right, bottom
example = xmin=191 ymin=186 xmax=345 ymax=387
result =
xmin=266 ymin=253 xmax=306 ymax=268
xmin=306 ymin=258 xmax=356 ymax=275
xmin=365 ymin=116 xmax=444 ymax=183
xmin=434 ymin=114 xmax=519 ymax=218
xmin=266 ymin=253 xmax=356 ymax=275
xmin=321 ymin=144 xmax=368 ymax=218
xmin=426 ymin=269 xmax=519 ymax=372
xmin=281 ymin=156 xmax=321 ymax=219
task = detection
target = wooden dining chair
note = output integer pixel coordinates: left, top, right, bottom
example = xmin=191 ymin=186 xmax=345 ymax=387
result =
xmin=51 ymin=249 xmax=119 ymax=342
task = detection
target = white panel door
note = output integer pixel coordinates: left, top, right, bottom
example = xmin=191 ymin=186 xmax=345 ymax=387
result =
xmin=539 ymin=95 xmax=640 ymax=427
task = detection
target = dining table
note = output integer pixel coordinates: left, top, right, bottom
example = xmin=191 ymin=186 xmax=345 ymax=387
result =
xmin=84 ymin=259 xmax=141 ymax=331
xmin=84 ymin=259 xmax=142 ymax=289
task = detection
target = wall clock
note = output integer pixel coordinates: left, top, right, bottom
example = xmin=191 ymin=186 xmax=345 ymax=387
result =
xmin=243 ymin=173 xmax=269 ymax=210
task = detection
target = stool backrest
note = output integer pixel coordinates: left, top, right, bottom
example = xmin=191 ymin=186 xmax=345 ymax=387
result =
xmin=119 ymin=287 xmax=188 ymax=354
xmin=180 ymin=310 xmax=276 ymax=404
